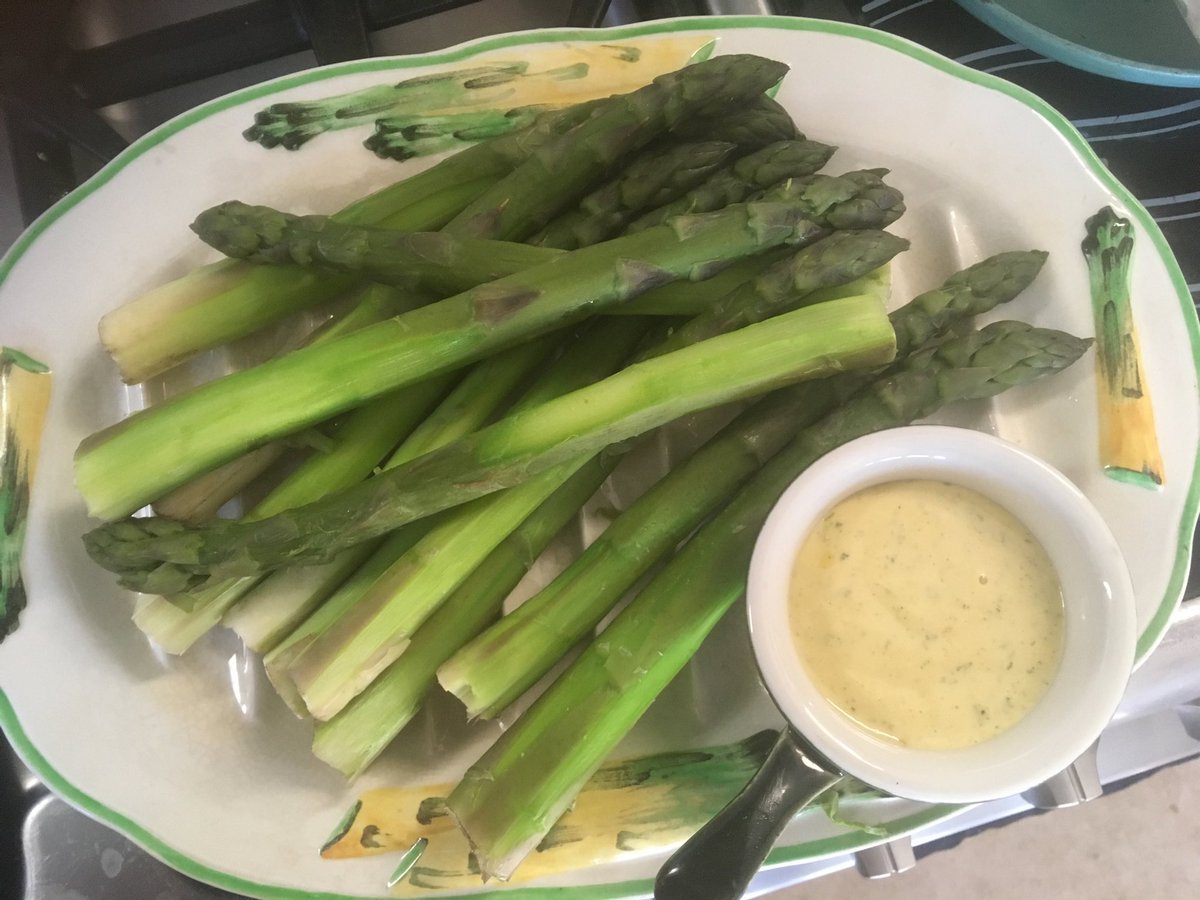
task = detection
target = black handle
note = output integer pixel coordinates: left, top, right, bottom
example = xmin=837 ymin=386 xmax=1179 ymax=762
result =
xmin=654 ymin=730 xmax=844 ymax=900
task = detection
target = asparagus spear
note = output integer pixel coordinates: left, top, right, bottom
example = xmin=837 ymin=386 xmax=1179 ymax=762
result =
xmin=445 ymin=320 xmax=1093 ymax=881
xmin=152 ymin=282 xmax=430 ymax=524
xmin=311 ymin=453 xmax=619 ymax=778
xmin=83 ymin=292 xmax=896 ymax=588
xmin=439 ymin=248 xmax=1046 ymax=719
xmin=285 ymin=233 xmax=906 ymax=721
xmin=227 ymin=332 xmax=567 ymax=662
xmin=528 ymin=140 xmax=739 ymax=250
xmin=102 ymin=101 xmax=599 ymax=383
xmin=191 ymin=202 xmax=559 ymax=294
xmin=616 ymin=262 xmax=889 ymax=318
xmin=76 ymin=195 xmax=829 ymax=521
xmin=284 ymin=318 xmax=652 ymax=720
xmin=672 ymin=93 xmax=798 ymax=147
xmin=442 ymin=54 xmax=789 ymax=240
xmin=625 ymin=140 xmax=845 ymax=233
xmin=646 ymin=230 xmax=908 ymax=359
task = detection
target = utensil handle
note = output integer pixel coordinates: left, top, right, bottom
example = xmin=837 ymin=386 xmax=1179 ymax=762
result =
xmin=654 ymin=729 xmax=844 ymax=900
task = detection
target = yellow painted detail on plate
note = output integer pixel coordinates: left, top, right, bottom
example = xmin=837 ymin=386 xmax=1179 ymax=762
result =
xmin=1 ymin=348 xmax=53 ymax=640
xmin=1083 ymin=206 xmax=1165 ymax=489
xmin=321 ymin=734 xmax=779 ymax=892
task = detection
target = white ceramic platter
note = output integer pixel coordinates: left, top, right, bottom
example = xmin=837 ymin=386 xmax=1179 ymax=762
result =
xmin=1 ymin=15 xmax=1197 ymax=900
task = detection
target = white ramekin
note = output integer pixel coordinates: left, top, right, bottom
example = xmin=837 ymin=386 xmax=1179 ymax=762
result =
xmin=747 ymin=425 xmax=1137 ymax=804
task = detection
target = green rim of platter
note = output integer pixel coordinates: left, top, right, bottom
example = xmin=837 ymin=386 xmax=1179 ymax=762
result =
xmin=0 ymin=14 xmax=1196 ymax=900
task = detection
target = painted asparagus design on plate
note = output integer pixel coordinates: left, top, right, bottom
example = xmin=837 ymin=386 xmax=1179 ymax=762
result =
xmin=243 ymin=37 xmax=714 ymax=156
xmin=1082 ymin=205 xmax=1165 ymax=488
xmin=0 ymin=347 xmax=51 ymax=643
xmin=319 ymin=731 xmax=885 ymax=894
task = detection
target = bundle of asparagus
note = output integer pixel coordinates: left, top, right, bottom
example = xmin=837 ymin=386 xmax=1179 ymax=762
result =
xmin=71 ymin=50 xmax=1090 ymax=889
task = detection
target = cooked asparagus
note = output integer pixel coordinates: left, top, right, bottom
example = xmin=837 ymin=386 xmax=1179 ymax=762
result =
xmin=77 ymin=195 xmax=831 ymax=521
xmin=83 ymin=293 xmax=896 ymax=587
xmin=529 ymin=140 xmax=740 ymax=249
xmin=439 ymin=248 xmax=1048 ymax=719
xmin=443 ymin=54 xmax=789 ymax=240
xmin=445 ymin=320 xmax=1092 ymax=881
xmin=102 ymin=101 xmax=600 ymax=383
xmin=625 ymin=140 xmax=844 ymax=233
xmin=191 ymin=202 xmax=559 ymax=294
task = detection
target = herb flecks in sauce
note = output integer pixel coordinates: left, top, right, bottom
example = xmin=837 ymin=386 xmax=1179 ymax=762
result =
xmin=789 ymin=480 xmax=1064 ymax=751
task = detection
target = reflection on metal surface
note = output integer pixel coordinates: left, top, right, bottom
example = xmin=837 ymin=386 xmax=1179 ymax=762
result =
xmin=22 ymin=793 xmax=239 ymax=900
xmin=1020 ymin=740 xmax=1104 ymax=808
xmin=853 ymin=836 xmax=916 ymax=878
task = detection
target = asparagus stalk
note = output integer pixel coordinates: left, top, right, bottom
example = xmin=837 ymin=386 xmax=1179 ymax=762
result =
xmin=138 ymin=306 xmax=558 ymax=647
xmin=625 ymin=140 xmax=842 ymax=233
xmin=151 ymin=282 xmax=429 ymax=523
xmin=284 ymin=318 xmax=652 ymax=719
xmin=101 ymin=102 xmax=599 ymax=383
xmin=645 ymin=230 xmax=907 ymax=358
xmin=76 ymin=196 xmax=833 ymax=521
xmin=442 ymin=54 xmax=789 ymax=240
xmin=610 ymin=168 xmax=903 ymax=321
xmin=191 ymin=202 xmax=560 ymax=295
xmin=528 ymin=140 xmax=739 ymax=250
xmin=445 ymin=320 xmax=1093 ymax=880
xmin=311 ymin=453 xmax=619 ymax=777
xmin=83 ymin=293 xmax=896 ymax=588
xmin=438 ymin=248 xmax=1045 ymax=719
xmin=229 ymin=335 xmax=564 ymax=660
xmin=1082 ymin=206 xmax=1164 ymax=487
xmin=286 ymin=234 xmax=906 ymax=720
xmin=0 ymin=349 xmax=51 ymax=642
xmin=261 ymin=521 xmax=438 ymax=716
xmin=672 ymin=94 xmax=798 ymax=147
xmin=616 ymin=262 xmax=890 ymax=318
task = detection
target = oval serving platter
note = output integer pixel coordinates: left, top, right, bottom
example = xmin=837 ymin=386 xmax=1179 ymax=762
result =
xmin=0 ymin=15 xmax=1197 ymax=900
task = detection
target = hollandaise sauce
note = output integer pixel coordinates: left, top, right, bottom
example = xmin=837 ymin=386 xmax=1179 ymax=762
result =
xmin=789 ymin=480 xmax=1064 ymax=750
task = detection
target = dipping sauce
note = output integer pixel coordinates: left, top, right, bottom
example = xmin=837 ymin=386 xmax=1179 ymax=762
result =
xmin=789 ymin=479 xmax=1064 ymax=751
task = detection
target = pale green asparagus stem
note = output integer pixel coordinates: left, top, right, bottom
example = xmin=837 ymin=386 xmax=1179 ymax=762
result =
xmin=224 ymin=336 xmax=560 ymax=658
xmin=86 ymin=294 xmax=895 ymax=591
xmin=311 ymin=454 xmax=619 ymax=777
xmin=283 ymin=319 xmax=652 ymax=720
xmin=102 ymin=102 xmax=600 ymax=383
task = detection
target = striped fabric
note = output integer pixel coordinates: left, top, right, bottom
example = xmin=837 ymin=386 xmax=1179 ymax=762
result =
xmin=858 ymin=0 xmax=1200 ymax=307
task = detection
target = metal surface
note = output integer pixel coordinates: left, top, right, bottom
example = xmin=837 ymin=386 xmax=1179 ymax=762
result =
xmin=853 ymin=836 xmax=916 ymax=879
xmin=1020 ymin=741 xmax=1104 ymax=808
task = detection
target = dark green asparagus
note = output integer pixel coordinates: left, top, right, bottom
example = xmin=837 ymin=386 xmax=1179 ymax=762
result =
xmin=365 ymin=105 xmax=552 ymax=160
xmin=191 ymin=202 xmax=559 ymax=295
xmin=442 ymin=54 xmax=789 ymax=240
xmin=625 ymin=140 xmax=844 ymax=233
xmin=529 ymin=140 xmax=740 ymax=249
xmin=672 ymin=94 xmax=798 ymax=147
